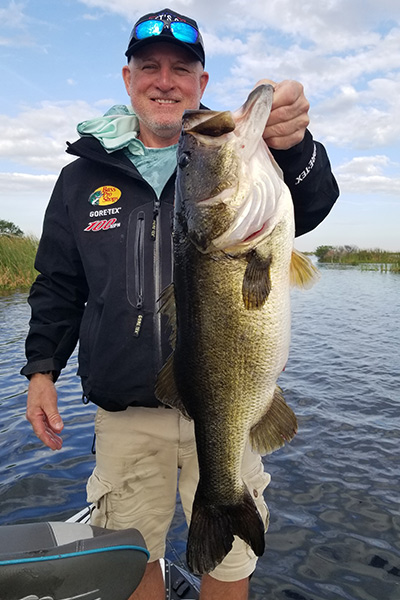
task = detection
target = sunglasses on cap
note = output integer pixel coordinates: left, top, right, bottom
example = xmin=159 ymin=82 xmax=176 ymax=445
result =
xmin=134 ymin=17 xmax=199 ymax=45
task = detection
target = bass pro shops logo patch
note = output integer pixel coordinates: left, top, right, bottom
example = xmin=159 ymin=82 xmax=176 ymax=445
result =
xmin=88 ymin=186 xmax=121 ymax=206
xmin=85 ymin=186 xmax=122 ymax=232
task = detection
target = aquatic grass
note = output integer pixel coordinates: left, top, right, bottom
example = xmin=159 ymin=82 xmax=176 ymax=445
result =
xmin=316 ymin=246 xmax=400 ymax=270
xmin=391 ymin=262 xmax=400 ymax=273
xmin=0 ymin=235 xmax=38 ymax=291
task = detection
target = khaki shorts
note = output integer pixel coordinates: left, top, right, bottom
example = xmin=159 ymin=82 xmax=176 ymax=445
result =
xmin=87 ymin=406 xmax=270 ymax=582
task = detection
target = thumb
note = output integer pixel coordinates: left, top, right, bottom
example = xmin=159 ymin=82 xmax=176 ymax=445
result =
xmin=47 ymin=411 xmax=64 ymax=432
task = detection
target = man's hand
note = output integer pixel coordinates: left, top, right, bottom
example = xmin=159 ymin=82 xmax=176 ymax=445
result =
xmin=258 ymin=79 xmax=310 ymax=150
xmin=26 ymin=373 xmax=64 ymax=450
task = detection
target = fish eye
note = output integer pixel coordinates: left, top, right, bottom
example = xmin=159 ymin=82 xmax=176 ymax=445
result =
xmin=178 ymin=152 xmax=191 ymax=169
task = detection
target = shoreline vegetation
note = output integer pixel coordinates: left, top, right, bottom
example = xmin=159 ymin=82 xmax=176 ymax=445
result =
xmin=0 ymin=234 xmax=39 ymax=292
xmin=315 ymin=245 xmax=400 ymax=273
xmin=1 ymin=235 xmax=400 ymax=293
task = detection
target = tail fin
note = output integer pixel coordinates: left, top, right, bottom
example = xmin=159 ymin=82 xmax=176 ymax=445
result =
xmin=186 ymin=487 xmax=265 ymax=575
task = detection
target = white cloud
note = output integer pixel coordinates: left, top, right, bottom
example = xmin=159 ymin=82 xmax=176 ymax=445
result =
xmin=202 ymin=32 xmax=246 ymax=57
xmin=311 ymin=74 xmax=400 ymax=149
xmin=0 ymin=173 xmax=57 ymax=237
xmin=230 ymin=27 xmax=400 ymax=95
xmin=82 ymin=12 xmax=104 ymax=21
xmin=0 ymin=1 xmax=48 ymax=48
xmin=0 ymin=100 xmax=104 ymax=172
xmin=0 ymin=172 xmax=57 ymax=192
xmin=225 ymin=0 xmax=400 ymax=52
xmin=335 ymin=155 xmax=400 ymax=194
xmin=0 ymin=1 xmax=27 ymax=28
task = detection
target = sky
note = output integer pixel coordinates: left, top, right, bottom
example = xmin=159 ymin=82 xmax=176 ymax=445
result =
xmin=0 ymin=0 xmax=399 ymax=252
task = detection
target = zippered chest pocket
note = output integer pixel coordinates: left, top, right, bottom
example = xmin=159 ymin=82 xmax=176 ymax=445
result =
xmin=126 ymin=202 xmax=174 ymax=372
xmin=127 ymin=206 xmax=154 ymax=311
xmin=126 ymin=201 xmax=173 ymax=311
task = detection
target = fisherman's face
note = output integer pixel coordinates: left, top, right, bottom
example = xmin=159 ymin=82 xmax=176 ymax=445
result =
xmin=122 ymin=43 xmax=209 ymax=148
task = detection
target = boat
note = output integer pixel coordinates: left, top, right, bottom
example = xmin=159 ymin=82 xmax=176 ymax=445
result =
xmin=0 ymin=504 xmax=200 ymax=600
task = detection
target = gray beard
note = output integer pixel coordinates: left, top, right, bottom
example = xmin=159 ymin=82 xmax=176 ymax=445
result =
xmin=139 ymin=115 xmax=182 ymax=141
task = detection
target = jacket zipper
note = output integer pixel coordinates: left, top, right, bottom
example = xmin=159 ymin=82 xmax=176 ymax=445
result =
xmin=133 ymin=211 xmax=145 ymax=337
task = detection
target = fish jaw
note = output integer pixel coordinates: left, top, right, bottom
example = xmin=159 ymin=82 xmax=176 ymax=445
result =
xmin=231 ymin=84 xmax=274 ymax=159
xmin=176 ymin=84 xmax=288 ymax=254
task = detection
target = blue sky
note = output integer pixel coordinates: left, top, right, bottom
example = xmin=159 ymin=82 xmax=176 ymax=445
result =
xmin=1 ymin=0 xmax=399 ymax=251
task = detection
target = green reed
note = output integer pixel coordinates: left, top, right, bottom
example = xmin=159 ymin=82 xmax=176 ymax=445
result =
xmin=0 ymin=235 xmax=38 ymax=291
xmin=316 ymin=246 xmax=400 ymax=271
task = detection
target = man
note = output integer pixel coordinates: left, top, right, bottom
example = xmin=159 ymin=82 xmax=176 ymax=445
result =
xmin=22 ymin=8 xmax=339 ymax=600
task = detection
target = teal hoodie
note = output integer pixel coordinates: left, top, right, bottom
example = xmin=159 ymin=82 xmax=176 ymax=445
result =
xmin=77 ymin=105 xmax=178 ymax=198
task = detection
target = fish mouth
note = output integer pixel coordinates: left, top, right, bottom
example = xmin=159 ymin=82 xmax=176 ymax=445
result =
xmin=181 ymin=85 xmax=274 ymax=162
xmin=184 ymin=110 xmax=236 ymax=137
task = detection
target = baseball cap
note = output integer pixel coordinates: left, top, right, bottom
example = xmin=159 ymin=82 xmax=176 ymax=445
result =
xmin=125 ymin=8 xmax=205 ymax=66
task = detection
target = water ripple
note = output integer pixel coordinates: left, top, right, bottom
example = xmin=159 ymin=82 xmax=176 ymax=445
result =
xmin=1 ymin=270 xmax=399 ymax=599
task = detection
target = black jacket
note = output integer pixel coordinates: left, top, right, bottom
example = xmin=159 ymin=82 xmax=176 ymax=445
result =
xmin=21 ymin=131 xmax=339 ymax=410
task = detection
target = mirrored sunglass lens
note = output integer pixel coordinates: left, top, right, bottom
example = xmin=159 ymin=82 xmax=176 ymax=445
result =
xmin=170 ymin=22 xmax=198 ymax=43
xmin=135 ymin=20 xmax=164 ymax=39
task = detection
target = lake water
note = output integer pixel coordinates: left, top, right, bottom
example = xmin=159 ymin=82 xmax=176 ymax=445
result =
xmin=1 ymin=265 xmax=399 ymax=600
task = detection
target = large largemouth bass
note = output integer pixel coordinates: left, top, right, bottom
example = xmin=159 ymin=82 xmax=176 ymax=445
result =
xmin=156 ymin=84 xmax=318 ymax=575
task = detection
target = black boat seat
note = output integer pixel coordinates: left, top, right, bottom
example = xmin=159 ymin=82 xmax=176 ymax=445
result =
xmin=0 ymin=521 xmax=149 ymax=600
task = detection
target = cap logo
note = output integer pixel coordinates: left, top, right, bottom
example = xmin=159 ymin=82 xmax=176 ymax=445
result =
xmin=156 ymin=13 xmax=173 ymax=21
xmin=156 ymin=12 xmax=177 ymax=22
xmin=153 ymin=12 xmax=193 ymax=27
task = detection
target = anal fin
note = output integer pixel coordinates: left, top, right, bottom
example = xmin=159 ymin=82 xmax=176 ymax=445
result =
xmin=250 ymin=386 xmax=298 ymax=454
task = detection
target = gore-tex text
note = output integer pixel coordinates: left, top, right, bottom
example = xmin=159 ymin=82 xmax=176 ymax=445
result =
xmin=295 ymin=143 xmax=317 ymax=185
xmin=89 ymin=207 xmax=122 ymax=218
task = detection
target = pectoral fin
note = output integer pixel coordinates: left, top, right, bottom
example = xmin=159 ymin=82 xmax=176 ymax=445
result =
xmin=158 ymin=283 xmax=177 ymax=347
xmin=242 ymin=250 xmax=272 ymax=309
xmin=155 ymin=353 xmax=192 ymax=420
